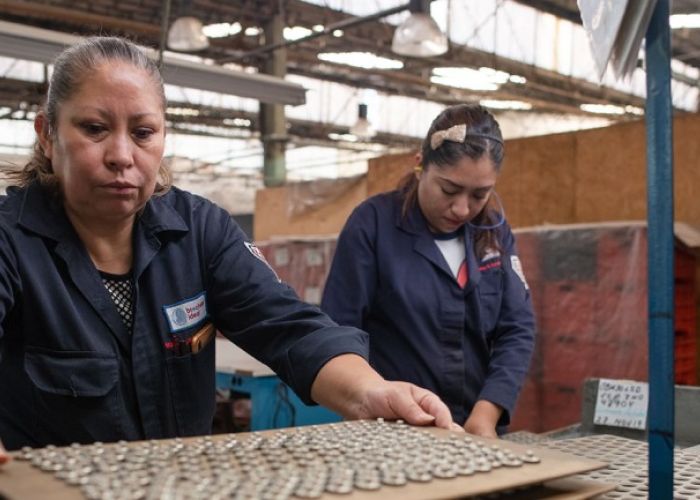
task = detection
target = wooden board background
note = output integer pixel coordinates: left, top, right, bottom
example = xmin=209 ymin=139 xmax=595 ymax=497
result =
xmin=254 ymin=113 xmax=700 ymax=240
xmin=366 ymin=151 xmax=414 ymax=196
xmin=254 ymin=177 xmax=367 ymax=240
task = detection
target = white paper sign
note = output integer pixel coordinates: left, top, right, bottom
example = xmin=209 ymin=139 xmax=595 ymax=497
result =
xmin=594 ymin=379 xmax=648 ymax=430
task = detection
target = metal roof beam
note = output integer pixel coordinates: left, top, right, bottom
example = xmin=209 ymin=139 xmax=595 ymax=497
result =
xmin=0 ymin=20 xmax=306 ymax=106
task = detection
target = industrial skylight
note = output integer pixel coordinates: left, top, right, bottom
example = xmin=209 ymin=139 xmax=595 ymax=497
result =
xmin=167 ymin=107 xmax=200 ymax=116
xmin=202 ymin=22 xmax=242 ymax=38
xmin=670 ymin=14 xmax=700 ymax=29
xmin=328 ymin=132 xmax=359 ymax=142
xmin=580 ymin=103 xmax=644 ymax=115
xmin=284 ymin=26 xmax=312 ymax=41
xmin=480 ymin=99 xmax=532 ymax=110
xmin=317 ymin=52 xmax=404 ymax=70
xmin=431 ymin=67 xmax=525 ymax=91
xmin=223 ymin=118 xmax=252 ymax=127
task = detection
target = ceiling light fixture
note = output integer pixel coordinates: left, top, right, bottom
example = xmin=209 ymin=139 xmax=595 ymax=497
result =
xmin=168 ymin=16 xmax=209 ymax=51
xmin=392 ymin=0 xmax=448 ymax=57
xmin=349 ymin=103 xmax=376 ymax=140
xmin=318 ymin=51 xmax=404 ymax=70
xmin=167 ymin=0 xmax=209 ymax=52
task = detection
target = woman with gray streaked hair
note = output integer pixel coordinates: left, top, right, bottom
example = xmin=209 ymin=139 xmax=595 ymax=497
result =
xmin=0 ymin=36 xmax=460 ymax=456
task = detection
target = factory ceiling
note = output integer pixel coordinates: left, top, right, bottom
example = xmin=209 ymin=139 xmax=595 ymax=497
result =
xmin=0 ymin=0 xmax=699 ymax=150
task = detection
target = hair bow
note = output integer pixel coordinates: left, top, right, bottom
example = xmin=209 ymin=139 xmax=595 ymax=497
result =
xmin=430 ymin=124 xmax=466 ymax=150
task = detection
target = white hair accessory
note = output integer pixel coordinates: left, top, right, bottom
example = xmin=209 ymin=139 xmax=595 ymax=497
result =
xmin=430 ymin=124 xmax=504 ymax=150
xmin=430 ymin=124 xmax=466 ymax=150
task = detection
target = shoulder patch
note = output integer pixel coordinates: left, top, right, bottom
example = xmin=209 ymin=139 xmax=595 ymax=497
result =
xmin=510 ymin=255 xmax=529 ymax=290
xmin=244 ymin=241 xmax=280 ymax=281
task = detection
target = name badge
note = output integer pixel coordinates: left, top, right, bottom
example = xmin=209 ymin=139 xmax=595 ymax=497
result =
xmin=163 ymin=292 xmax=208 ymax=333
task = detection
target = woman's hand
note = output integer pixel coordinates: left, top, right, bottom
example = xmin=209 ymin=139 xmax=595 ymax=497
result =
xmin=311 ymin=354 xmax=462 ymax=432
xmin=0 ymin=438 xmax=10 ymax=466
xmin=463 ymin=399 xmax=502 ymax=438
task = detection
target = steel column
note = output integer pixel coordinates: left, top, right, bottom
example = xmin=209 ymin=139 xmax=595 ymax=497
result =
xmin=645 ymin=0 xmax=675 ymax=497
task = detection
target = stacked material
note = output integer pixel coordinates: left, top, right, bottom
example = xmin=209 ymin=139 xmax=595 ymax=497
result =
xmin=5 ymin=420 xmax=609 ymax=500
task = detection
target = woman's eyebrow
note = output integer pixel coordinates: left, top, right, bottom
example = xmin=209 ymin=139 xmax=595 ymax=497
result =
xmin=437 ymin=177 xmax=463 ymax=188
xmin=438 ymin=177 xmax=494 ymax=192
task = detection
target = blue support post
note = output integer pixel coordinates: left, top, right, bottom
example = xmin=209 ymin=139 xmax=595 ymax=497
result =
xmin=645 ymin=0 xmax=675 ymax=497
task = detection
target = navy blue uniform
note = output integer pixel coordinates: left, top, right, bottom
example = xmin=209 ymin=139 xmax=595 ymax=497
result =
xmin=0 ymin=183 xmax=368 ymax=450
xmin=321 ymin=191 xmax=534 ymax=427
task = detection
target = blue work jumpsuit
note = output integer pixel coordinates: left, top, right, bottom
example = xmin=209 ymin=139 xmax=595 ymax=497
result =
xmin=321 ymin=191 xmax=535 ymax=427
xmin=0 ymin=183 xmax=368 ymax=450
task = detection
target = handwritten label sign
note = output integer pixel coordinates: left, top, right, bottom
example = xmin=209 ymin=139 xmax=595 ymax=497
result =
xmin=593 ymin=379 xmax=648 ymax=430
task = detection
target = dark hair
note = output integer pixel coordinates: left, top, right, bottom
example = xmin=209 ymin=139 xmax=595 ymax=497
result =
xmin=6 ymin=36 xmax=171 ymax=193
xmin=398 ymin=103 xmax=505 ymax=258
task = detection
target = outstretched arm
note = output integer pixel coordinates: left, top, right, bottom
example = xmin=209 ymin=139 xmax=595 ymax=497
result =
xmin=311 ymin=354 xmax=462 ymax=431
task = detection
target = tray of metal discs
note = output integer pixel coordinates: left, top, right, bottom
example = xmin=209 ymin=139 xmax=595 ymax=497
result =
xmin=1 ymin=419 xmax=613 ymax=500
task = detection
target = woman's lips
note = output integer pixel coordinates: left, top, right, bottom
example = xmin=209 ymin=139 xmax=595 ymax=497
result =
xmin=103 ymin=182 xmax=137 ymax=194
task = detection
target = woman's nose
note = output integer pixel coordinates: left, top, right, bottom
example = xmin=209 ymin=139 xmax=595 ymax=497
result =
xmin=451 ymin=196 xmax=470 ymax=219
xmin=104 ymin=133 xmax=133 ymax=171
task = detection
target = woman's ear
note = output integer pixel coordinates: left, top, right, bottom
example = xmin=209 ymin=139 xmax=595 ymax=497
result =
xmin=34 ymin=113 xmax=53 ymax=160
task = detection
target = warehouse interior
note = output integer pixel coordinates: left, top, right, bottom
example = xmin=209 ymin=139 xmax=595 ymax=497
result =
xmin=1 ymin=0 xmax=700 ymax=498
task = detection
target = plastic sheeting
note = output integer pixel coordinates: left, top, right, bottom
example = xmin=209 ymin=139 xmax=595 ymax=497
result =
xmin=256 ymin=237 xmax=337 ymax=305
xmin=511 ymin=222 xmax=697 ymax=433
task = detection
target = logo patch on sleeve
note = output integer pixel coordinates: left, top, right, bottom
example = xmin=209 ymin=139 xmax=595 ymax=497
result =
xmin=510 ymin=255 xmax=529 ymax=290
xmin=244 ymin=241 xmax=280 ymax=282
xmin=163 ymin=292 xmax=208 ymax=333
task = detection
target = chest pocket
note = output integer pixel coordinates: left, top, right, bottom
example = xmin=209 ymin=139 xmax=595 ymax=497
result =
xmin=477 ymin=268 xmax=504 ymax=334
xmin=164 ymin=332 xmax=216 ymax=437
xmin=24 ymin=348 xmax=123 ymax=443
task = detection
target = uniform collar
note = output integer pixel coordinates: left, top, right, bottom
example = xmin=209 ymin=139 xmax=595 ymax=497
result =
xmin=394 ymin=193 xmax=480 ymax=291
xmin=17 ymin=182 xmax=189 ymax=241
xmin=136 ymin=189 xmax=189 ymax=237
xmin=16 ymin=182 xmax=71 ymax=241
